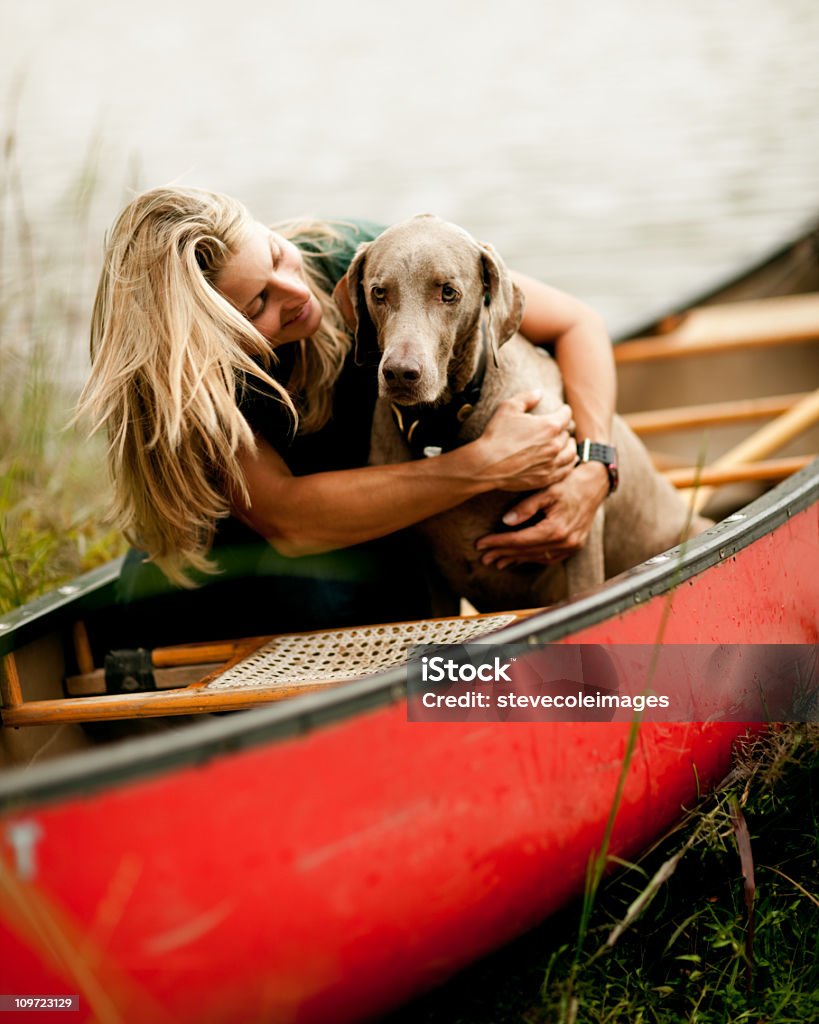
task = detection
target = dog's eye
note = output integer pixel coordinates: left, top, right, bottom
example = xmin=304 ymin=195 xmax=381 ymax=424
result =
xmin=441 ymin=284 xmax=460 ymax=303
xmin=371 ymin=286 xmax=387 ymax=303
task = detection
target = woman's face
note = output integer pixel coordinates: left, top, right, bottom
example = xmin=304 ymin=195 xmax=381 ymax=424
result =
xmin=215 ymin=220 xmax=323 ymax=346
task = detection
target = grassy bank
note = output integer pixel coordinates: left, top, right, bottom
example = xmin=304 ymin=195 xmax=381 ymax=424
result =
xmin=384 ymin=724 xmax=819 ymax=1024
xmin=0 ymin=132 xmax=125 ymax=614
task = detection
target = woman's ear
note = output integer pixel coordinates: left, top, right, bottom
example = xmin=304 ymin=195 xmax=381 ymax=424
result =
xmin=479 ymin=242 xmax=525 ymax=350
xmin=332 ymin=242 xmax=375 ymax=365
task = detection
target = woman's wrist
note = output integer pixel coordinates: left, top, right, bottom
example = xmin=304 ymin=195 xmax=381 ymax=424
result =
xmin=573 ymin=459 xmax=610 ymax=506
xmin=437 ymin=438 xmax=498 ymax=497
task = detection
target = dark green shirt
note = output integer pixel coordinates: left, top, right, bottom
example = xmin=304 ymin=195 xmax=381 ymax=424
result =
xmin=237 ymin=218 xmax=384 ymax=476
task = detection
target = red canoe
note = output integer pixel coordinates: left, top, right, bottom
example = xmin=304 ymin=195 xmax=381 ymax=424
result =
xmin=1 ymin=219 xmax=818 ymax=1022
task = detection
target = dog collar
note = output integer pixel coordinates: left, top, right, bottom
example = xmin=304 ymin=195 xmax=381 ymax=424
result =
xmin=576 ymin=439 xmax=619 ymax=495
xmin=390 ymin=319 xmax=490 ymax=459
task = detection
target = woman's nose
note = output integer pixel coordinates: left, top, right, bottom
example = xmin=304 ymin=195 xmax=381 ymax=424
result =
xmin=274 ymin=267 xmax=310 ymax=303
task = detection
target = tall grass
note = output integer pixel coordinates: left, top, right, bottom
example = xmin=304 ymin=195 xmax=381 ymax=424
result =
xmin=0 ymin=128 xmax=125 ymax=614
xmin=534 ymin=724 xmax=819 ymax=1024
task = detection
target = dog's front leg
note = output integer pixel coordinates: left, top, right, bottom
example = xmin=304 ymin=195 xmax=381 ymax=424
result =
xmin=369 ymin=400 xmax=412 ymax=467
xmin=563 ymin=506 xmax=606 ymax=598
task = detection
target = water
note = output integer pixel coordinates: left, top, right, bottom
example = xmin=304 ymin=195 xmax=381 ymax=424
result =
xmin=3 ymin=0 xmax=819 ymax=346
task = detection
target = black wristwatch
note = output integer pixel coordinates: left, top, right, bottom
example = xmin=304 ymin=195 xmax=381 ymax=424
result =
xmin=576 ymin=439 xmax=619 ymax=495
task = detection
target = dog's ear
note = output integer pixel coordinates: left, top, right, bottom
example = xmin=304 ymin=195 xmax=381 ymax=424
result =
xmin=332 ymin=242 xmax=376 ymax=366
xmin=479 ymin=242 xmax=525 ymax=352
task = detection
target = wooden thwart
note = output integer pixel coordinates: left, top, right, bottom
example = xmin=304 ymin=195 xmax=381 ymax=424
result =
xmin=624 ymin=393 xmax=809 ymax=435
xmin=615 ymin=293 xmax=819 ymax=363
xmin=151 ymin=639 xmax=248 ymax=668
xmin=664 ymin=455 xmax=813 ymax=490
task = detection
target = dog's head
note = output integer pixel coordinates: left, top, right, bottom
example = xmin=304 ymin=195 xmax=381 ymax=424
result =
xmin=333 ymin=215 xmax=524 ymax=406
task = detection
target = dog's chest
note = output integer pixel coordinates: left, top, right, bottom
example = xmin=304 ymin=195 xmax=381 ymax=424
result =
xmin=367 ymin=337 xmax=569 ymax=609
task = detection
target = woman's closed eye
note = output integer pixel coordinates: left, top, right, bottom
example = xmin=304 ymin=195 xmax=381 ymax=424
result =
xmin=248 ymin=290 xmax=268 ymax=320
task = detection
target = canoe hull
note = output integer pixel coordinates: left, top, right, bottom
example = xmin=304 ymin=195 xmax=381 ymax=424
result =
xmin=2 ymin=721 xmax=747 ymax=1024
xmin=2 ymin=214 xmax=818 ymax=1021
xmin=2 ymin=489 xmax=816 ymax=1023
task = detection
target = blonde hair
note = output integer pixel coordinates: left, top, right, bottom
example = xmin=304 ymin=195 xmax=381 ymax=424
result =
xmin=77 ymin=186 xmax=351 ymax=586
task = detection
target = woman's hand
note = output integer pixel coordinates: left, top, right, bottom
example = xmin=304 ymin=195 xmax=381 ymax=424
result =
xmin=475 ymin=461 xmax=609 ymax=569
xmin=474 ymin=390 xmax=577 ymax=491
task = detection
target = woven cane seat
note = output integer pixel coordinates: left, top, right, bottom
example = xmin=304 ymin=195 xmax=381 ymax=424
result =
xmin=205 ymin=614 xmax=518 ymax=692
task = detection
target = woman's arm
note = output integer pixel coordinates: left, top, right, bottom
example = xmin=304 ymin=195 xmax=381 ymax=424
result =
xmin=515 ymin=272 xmax=615 ymax=445
xmin=476 ymin=273 xmax=616 ymax=568
xmin=234 ymin=391 xmax=576 ymax=557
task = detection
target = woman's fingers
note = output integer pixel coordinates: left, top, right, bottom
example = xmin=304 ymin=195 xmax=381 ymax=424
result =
xmin=505 ymin=388 xmax=544 ymax=413
xmin=477 ymin=397 xmax=578 ymax=491
xmin=476 ymin=518 xmax=574 ymax=560
xmin=501 ymin=489 xmax=556 ymax=527
xmin=502 ymin=392 xmax=572 ymax=429
xmin=476 ymin=471 xmax=606 ymax=567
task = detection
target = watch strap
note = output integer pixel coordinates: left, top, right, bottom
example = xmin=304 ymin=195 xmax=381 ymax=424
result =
xmin=576 ymin=439 xmax=619 ymax=495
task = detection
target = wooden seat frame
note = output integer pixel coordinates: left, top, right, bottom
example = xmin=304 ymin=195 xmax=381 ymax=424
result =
xmin=1 ymin=612 xmax=531 ymax=727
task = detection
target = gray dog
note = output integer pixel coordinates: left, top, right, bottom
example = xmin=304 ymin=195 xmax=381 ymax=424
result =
xmin=334 ymin=215 xmax=708 ymax=611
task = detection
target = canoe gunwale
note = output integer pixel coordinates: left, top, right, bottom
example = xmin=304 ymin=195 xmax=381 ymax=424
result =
xmin=2 ymin=457 xmax=817 ymax=813
xmin=615 ymin=215 xmax=819 ymax=341
xmin=0 ymin=557 xmax=124 ymax=659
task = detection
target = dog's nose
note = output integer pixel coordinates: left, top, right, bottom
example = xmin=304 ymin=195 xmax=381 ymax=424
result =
xmin=382 ymin=357 xmax=422 ymax=386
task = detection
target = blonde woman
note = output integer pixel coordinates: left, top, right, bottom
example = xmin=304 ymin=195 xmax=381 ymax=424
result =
xmin=80 ymin=187 xmax=614 ymax=648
